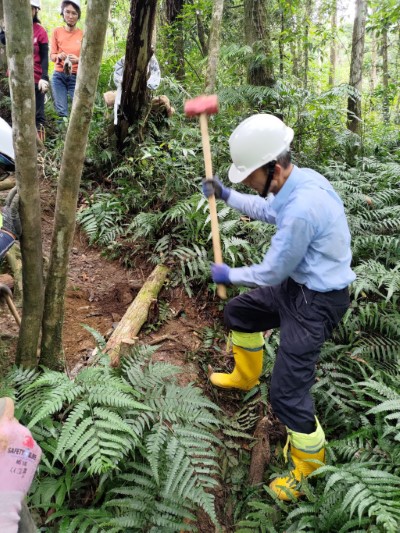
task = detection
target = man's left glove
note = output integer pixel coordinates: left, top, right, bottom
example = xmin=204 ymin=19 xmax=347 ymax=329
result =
xmin=2 ymin=187 xmax=21 ymax=238
xmin=211 ymin=263 xmax=231 ymax=284
xmin=38 ymin=79 xmax=49 ymax=93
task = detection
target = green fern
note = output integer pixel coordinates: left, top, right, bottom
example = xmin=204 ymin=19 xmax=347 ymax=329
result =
xmin=5 ymin=343 xmax=222 ymax=531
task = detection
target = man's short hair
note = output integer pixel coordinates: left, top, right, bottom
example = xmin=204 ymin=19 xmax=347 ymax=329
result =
xmin=276 ymin=150 xmax=291 ymax=169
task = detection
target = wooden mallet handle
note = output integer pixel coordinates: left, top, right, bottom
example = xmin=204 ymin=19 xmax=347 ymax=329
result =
xmin=0 ymin=283 xmax=21 ymax=326
xmin=184 ymin=95 xmax=226 ymax=300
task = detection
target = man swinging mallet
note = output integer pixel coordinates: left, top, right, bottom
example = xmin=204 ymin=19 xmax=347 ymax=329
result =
xmin=203 ymin=114 xmax=355 ymax=500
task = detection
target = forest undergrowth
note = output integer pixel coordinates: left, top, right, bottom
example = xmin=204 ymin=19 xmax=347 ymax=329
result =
xmin=2 ymin=55 xmax=400 ymax=531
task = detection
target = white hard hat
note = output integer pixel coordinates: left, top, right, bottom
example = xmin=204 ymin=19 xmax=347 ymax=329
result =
xmin=228 ymin=114 xmax=294 ymax=183
xmin=31 ymin=0 xmax=41 ymax=8
xmin=0 ymin=118 xmax=14 ymax=162
xmin=60 ymin=0 xmax=80 ymax=11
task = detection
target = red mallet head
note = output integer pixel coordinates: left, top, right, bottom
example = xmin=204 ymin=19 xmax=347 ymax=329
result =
xmin=184 ymin=95 xmax=218 ymax=117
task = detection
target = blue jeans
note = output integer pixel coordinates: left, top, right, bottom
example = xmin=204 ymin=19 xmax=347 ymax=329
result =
xmin=51 ymin=71 xmax=77 ymax=118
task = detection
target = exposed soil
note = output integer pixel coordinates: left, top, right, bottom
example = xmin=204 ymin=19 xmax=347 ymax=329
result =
xmin=0 ymin=176 xmax=218 ymax=382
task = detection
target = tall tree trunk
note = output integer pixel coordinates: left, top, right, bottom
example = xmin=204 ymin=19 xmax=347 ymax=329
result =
xmin=244 ymin=0 xmax=274 ymax=86
xmin=303 ymin=0 xmax=313 ymax=90
xmin=289 ymin=0 xmax=299 ymax=79
xmin=370 ymin=31 xmax=377 ymax=92
xmin=205 ymin=0 xmax=224 ymax=94
xmin=4 ymin=0 xmax=43 ymax=366
xmin=329 ymin=0 xmax=337 ymax=86
xmin=116 ymin=0 xmax=157 ymax=146
xmin=0 ymin=0 xmax=6 ymax=73
xmin=278 ymin=6 xmax=284 ymax=78
xmin=381 ymin=26 xmax=390 ymax=123
xmin=165 ymin=0 xmax=185 ymax=81
xmin=347 ymin=0 xmax=366 ymax=135
xmin=395 ymin=25 xmax=400 ymax=123
xmin=196 ymin=8 xmax=207 ymax=56
xmin=40 ymin=0 xmax=111 ymax=367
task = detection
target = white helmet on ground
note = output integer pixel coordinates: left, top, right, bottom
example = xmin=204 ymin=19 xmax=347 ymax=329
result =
xmin=31 ymin=0 xmax=41 ymax=9
xmin=228 ymin=114 xmax=294 ymax=184
xmin=0 ymin=118 xmax=15 ymax=162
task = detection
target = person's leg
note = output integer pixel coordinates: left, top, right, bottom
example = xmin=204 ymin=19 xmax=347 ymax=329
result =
xmin=269 ymin=279 xmax=350 ymax=500
xmin=35 ymin=84 xmax=45 ymax=141
xmin=51 ymin=72 xmax=68 ymax=118
xmin=209 ymin=287 xmax=281 ymax=390
xmin=67 ymin=74 xmax=77 ymax=115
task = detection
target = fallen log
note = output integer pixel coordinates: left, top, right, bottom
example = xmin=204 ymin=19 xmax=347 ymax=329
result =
xmin=0 ymin=177 xmax=16 ymax=191
xmin=106 ymin=264 xmax=169 ymax=367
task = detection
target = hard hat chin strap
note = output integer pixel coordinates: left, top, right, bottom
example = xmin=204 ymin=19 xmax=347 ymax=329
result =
xmin=261 ymin=160 xmax=276 ymax=198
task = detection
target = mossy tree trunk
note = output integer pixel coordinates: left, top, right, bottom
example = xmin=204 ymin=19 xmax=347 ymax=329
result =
xmin=370 ymin=31 xmax=377 ymax=92
xmin=303 ymin=0 xmax=313 ymax=90
xmin=0 ymin=0 xmax=6 ymax=73
xmin=289 ymin=0 xmax=299 ymax=79
xmin=244 ymin=0 xmax=274 ymax=87
xmin=381 ymin=26 xmax=390 ymax=123
xmin=347 ymin=0 xmax=366 ymax=135
xmin=165 ymin=0 xmax=185 ymax=81
xmin=205 ymin=0 xmax=224 ymax=94
xmin=328 ymin=0 xmax=337 ymax=87
xmin=116 ymin=0 xmax=157 ymax=146
xmin=40 ymin=0 xmax=111 ymax=368
xmin=196 ymin=9 xmax=207 ymax=57
xmin=4 ymin=0 xmax=44 ymax=366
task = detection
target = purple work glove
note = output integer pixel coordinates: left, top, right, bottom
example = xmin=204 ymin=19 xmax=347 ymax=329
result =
xmin=211 ymin=263 xmax=231 ymax=284
xmin=202 ymin=176 xmax=231 ymax=201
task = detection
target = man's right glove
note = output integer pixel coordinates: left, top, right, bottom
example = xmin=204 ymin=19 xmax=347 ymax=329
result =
xmin=202 ymin=176 xmax=231 ymax=201
xmin=2 ymin=187 xmax=21 ymax=238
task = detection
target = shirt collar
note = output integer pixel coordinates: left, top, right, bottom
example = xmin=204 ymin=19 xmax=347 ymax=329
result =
xmin=271 ymin=165 xmax=302 ymax=214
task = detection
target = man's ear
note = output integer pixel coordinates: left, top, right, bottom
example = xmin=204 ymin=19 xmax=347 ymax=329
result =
xmin=274 ymin=163 xmax=283 ymax=178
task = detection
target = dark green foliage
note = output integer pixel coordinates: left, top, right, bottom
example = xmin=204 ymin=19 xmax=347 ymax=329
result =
xmin=4 ymin=345 xmax=221 ymax=531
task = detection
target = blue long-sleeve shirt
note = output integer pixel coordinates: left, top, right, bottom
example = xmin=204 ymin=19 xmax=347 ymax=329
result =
xmin=226 ymin=165 xmax=356 ymax=292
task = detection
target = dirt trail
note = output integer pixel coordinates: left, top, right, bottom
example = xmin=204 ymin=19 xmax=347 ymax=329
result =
xmin=1 ymin=179 xmax=215 ymax=381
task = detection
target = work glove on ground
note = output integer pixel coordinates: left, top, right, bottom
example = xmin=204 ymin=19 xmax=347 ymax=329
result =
xmin=38 ymin=79 xmax=49 ymax=93
xmin=0 ymin=397 xmax=42 ymax=532
xmin=2 ymin=187 xmax=21 ymax=238
xmin=202 ymin=176 xmax=231 ymax=201
xmin=211 ymin=263 xmax=231 ymax=284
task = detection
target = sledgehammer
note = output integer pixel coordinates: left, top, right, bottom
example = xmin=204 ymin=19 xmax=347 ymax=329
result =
xmin=0 ymin=283 xmax=21 ymax=327
xmin=184 ymin=95 xmax=226 ymax=299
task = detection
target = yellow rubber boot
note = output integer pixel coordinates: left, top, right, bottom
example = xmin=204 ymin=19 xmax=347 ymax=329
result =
xmin=209 ymin=331 xmax=264 ymax=391
xmin=269 ymin=418 xmax=325 ymax=501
